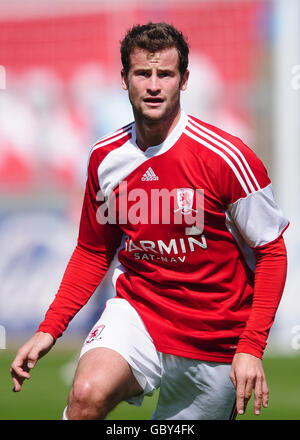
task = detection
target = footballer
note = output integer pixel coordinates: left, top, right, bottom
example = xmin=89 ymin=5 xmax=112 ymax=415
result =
xmin=10 ymin=22 xmax=288 ymax=420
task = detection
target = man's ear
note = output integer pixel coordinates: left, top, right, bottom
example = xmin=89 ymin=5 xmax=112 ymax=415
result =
xmin=180 ymin=69 xmax=189 ymax=91
xmin=121 ymin=69 xmax=128 ymax=90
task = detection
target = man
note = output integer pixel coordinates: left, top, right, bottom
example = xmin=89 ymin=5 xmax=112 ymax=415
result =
xmin=10 ymin=22 xmax=288 ymax=420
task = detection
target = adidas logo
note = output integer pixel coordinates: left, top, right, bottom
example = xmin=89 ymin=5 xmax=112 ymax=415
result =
xmin=141 ymin=167 xmax=159 ymax=181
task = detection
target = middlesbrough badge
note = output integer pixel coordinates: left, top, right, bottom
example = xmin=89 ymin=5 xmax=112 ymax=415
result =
xmin=85 ymin=324 xmax=105 ymax=344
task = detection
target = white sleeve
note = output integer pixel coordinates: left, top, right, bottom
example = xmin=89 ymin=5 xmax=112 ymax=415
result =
xmin=227 ymin=183 xmax=289 ymax=248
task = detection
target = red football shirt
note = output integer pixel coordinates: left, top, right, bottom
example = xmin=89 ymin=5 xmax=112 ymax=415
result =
xmin=39 ymin=111 xmax=289 ymax=362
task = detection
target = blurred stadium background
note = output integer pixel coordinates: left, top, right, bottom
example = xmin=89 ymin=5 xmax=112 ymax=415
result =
xmin=0 ymin=0 xmax=299 ymax=420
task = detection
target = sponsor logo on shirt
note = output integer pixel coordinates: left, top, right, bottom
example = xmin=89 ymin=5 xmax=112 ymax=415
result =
xmin=124 ymin=236 xmax=207 ymax=264
xmin=141 ymin=167 xmax=159 ymax=181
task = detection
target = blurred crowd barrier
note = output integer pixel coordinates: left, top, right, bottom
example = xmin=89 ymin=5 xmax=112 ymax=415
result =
xmin=0 ymin=0 xmax=299 ymax=352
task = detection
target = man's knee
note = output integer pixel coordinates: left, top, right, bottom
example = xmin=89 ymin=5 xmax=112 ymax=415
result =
xmin=67 ymin=376 xmax=112 ymax=420
xmin=65 ymin=348 xmax=144 ymax=420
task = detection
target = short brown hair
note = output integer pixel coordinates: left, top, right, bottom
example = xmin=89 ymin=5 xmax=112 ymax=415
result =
xmin=120 ymin=22 xmax=189 ymax=78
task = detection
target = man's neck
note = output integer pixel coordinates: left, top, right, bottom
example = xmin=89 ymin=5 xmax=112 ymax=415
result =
xmin=134 ymin=109 xmax=181 ymax=151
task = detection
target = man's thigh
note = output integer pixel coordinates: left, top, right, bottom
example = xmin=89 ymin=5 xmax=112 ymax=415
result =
xmin=152 ymin=355 xmax=236 ymax=420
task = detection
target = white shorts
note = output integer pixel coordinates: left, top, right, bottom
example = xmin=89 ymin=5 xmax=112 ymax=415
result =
xmin=80 ymin=297 xmax=236 ymax=420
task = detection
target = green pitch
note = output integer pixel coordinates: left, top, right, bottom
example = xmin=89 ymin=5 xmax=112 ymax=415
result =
xmin=0 ymin=346 xmax=299 ymax=420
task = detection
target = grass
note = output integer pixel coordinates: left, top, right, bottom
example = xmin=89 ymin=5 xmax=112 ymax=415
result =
xmin=1 ymin=345 xmax=299 ymax=420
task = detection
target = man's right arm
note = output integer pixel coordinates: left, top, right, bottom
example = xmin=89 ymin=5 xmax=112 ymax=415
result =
xmin=10 ymin=146 xmax=123 ymax=390
xmin=37 ymin=139 xmax=124 ymax=339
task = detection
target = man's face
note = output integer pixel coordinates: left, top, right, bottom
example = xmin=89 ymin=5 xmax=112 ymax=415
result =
xmin=122 ymin=47 xmax=189 ymax=123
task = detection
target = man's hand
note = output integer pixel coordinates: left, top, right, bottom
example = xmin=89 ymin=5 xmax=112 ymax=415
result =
xmin=10 ymin=332 xmax=55 ymax=392
xmin=230 ymin=352 xmax=269 ymax=416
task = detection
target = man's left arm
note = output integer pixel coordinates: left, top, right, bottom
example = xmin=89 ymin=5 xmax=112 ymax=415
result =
xmin=230 ymin=236 xmax=287 ymax=415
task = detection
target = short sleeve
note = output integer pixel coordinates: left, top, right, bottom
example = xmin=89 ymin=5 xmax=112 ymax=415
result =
xmin=219 ymin=138 xmax=289 ymax=248
xmin=228 ymin=183 xmax=289 ymax=248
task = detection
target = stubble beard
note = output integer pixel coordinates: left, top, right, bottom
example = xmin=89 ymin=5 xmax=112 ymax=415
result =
xmin=131 ymin=94 xmax=181 ymax=128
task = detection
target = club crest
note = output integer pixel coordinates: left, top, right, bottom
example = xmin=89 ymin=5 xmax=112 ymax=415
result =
xmin=174 ymin=188 xmax=198 ymax=215
xmin=86 ymin=324 xmax=105 ymax=344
